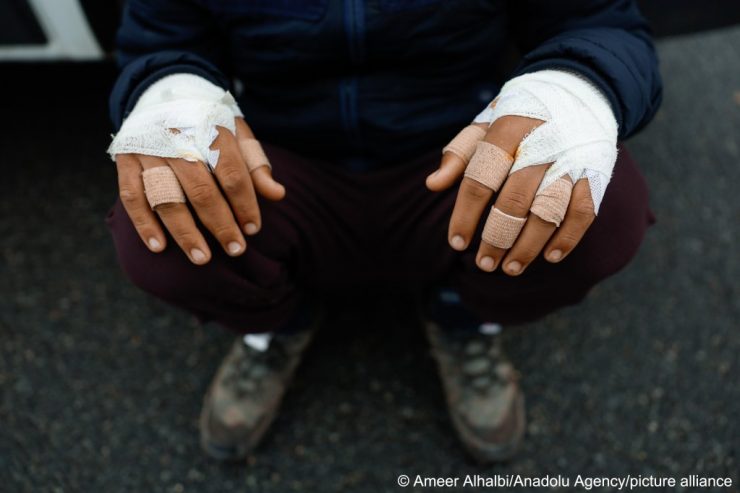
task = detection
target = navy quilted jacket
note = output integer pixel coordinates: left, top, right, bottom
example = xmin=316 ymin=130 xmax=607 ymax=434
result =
xmin=110 ymin=0 xmax=662 ymax=170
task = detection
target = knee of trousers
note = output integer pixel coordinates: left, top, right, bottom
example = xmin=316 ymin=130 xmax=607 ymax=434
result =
xmin=107 ymin=219 xmax=184 ymax=302
xmin=106 ymin=200 xmax=297 ymax=309
xmin=566 ymin=166 xmax=653 ymax=285
xmin=105 ymin=200 xmax=227 ymax=303
xmin=451 ymin=264 xmax=592 ymax=326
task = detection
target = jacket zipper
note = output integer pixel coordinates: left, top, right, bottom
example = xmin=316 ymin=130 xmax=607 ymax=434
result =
xmin=340 ymin=0 xmax=365 ymax=144
xmin=344 ymin=0 xmax=365 ymax=64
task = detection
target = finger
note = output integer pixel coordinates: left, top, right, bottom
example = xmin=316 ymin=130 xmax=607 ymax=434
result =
xmin=500 ymin=176 xmax=573 ymax=275
xmin=544 ymin=178 xmax=596 ymax=262
xmin=235 ymin=118 xmax=286 ymax=201
xmin=500 ymin=215 xmax=557 ymax=276
xmin=116 ymin=154 xmax=166 ymax=252
xmin=448 ymin=177 xmax=494 ymax=251
xmin=211 ymin=126 xmax=262 ymax=235
xmin=426 ymin=123 xmax=487 ymax=192
xmin=167 ymin=157 xmax=247 ymax=256
xmin=448 ymin=116 xmax=543 ymax=252
xmin=476 ymin=162 xmax=550 ymax=271
xmin=138 ymin=156 xmax=211 ymax=264
xmin=155 ymin=202 xmax=212 ymax=265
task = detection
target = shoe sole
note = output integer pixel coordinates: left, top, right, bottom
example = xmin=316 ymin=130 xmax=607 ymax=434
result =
xmin=199 ymin=389 xmax=279 ymax=462
xmin=451 ymin=391 xmax=526 ymax=463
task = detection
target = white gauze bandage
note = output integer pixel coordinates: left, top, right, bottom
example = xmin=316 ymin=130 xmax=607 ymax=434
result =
xmin=474 ymin=70 xmax=618 ymax=214
xmin=107 ymin=74 xmax=244 ymax=170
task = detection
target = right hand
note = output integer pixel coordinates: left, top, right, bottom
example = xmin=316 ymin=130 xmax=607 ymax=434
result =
xmin=115 ymin=118 xmax=285 ymax=265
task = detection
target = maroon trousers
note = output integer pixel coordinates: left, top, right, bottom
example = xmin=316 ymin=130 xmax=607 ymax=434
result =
xmin=106 ymin=145 xmax=653 ymax=333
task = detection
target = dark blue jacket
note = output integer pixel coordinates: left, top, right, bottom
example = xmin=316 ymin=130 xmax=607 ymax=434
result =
xmin=110 ymin=0 xmax=662 ymax=170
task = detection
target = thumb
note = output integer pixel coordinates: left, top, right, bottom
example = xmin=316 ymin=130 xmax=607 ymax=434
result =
xmin=427 ymin=123 xmax=488 ymax=192
xmin=251 ymin=166 xmax=286 ymax=201
xmin=426 ymin=153 xmax=467 ymax=192
xmin=234 ymin=117 xmax=286 ymax=201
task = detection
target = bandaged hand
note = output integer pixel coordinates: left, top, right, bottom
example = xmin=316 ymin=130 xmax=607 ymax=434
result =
xmin=108 ymin=74 xmax=285 ymax=265
xmin=427 ymin=70 xmax=618 ymax=275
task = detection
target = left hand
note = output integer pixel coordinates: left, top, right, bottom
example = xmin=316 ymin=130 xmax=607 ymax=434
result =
xmin=426 ymin=71 xmax=618 ymax=276
xmin=427 ymin=115 xmax=596 ymax=276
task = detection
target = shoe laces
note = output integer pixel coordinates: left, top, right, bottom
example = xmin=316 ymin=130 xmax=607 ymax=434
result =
xmin=447 ymin=331 xmax=518 ymax=391
xmin=222 ymin=337 xmax=291 ymax=396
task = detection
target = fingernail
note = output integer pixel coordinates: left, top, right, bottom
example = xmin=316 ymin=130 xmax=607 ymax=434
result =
xmin=190 ymin=248 xmax=206 ymax=263
xmin=244 ymin=222 xmax=259 ymax=235
xmin=506 ymin=260 xmax=522 ymax=274
xmin=148 ymin=238 xmax=161 ymax=250
xmin=548 ymin=249 xmax=562 ymax=262
xmin=228 ymin=241 xmax=243 ymax=254
xmin=450 ymin=235 xmax=466 ymax=250
xmin=480 ymin=256 xmax=495 ymax=271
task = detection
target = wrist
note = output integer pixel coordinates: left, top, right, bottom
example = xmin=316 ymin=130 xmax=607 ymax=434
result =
xmin=133 ymin=73 xmax=243 ymax=118
xmin=505 ymin=69 xmax=618 ymax=139
xmin=108 ymin=73 xmax=243 ymax=168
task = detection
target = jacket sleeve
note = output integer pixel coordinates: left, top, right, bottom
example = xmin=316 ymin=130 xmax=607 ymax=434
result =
xmin=508 ymin=0 xmax=662 ymax=138
xmin=109 ymin=0 xmax=230 ymax=130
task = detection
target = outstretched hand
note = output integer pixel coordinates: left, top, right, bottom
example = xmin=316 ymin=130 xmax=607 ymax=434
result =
xmin=426 ymin=115 xmax=596 ymax=276
xmin=116 ymin=118 xmax=285 ymax=265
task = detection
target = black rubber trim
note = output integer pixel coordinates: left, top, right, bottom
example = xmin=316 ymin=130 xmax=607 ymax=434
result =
xmin=0 ymin=0 xmax=47 ymax=46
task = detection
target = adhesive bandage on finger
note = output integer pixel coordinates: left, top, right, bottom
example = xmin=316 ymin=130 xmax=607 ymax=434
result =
xmin=473 ymin=70 xmax=618 ymax=214
xmin=482 ymin=207 xmax=527 ymax=249
xmin=530 ymin=177 xmax=572 ymax=226
xmin=141 ymin=166 xmax=186 ymax=209
xmin=108 ymin=74 xmax=244 ymax=170
xmin=239 ymin=138 xmax=271 ymax=172
xmin=442 ymin=125 xmax=487 ymax=163
xmin=464 ymin=141 xmax=514 ymax=191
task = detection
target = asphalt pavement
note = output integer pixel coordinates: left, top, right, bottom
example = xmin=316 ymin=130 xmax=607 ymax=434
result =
xmin=1 ymin=27 xmax=738 ymax=493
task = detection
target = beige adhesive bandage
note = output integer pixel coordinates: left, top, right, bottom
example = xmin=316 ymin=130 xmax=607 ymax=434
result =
xmin=464 ymin=141 xmax=514 ymax=192
xmin=442 ymin=125 xmax=487 ymax=163
xmin=142 ymin=166 xmax=186 ymax=209
xmin=530 ymin=177 xmax=573 ymax=226
xmin=239 ymin=138 xmax=271 ymax=172
xmin=482 ymin=207 xmax=527 ymax=249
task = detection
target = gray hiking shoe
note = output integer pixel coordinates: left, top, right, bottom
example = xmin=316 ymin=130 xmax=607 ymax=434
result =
xmin=424 ymin=321 xmax=525 ymax=463
xmin=199 ymin=328 xmax=315 ymax=461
